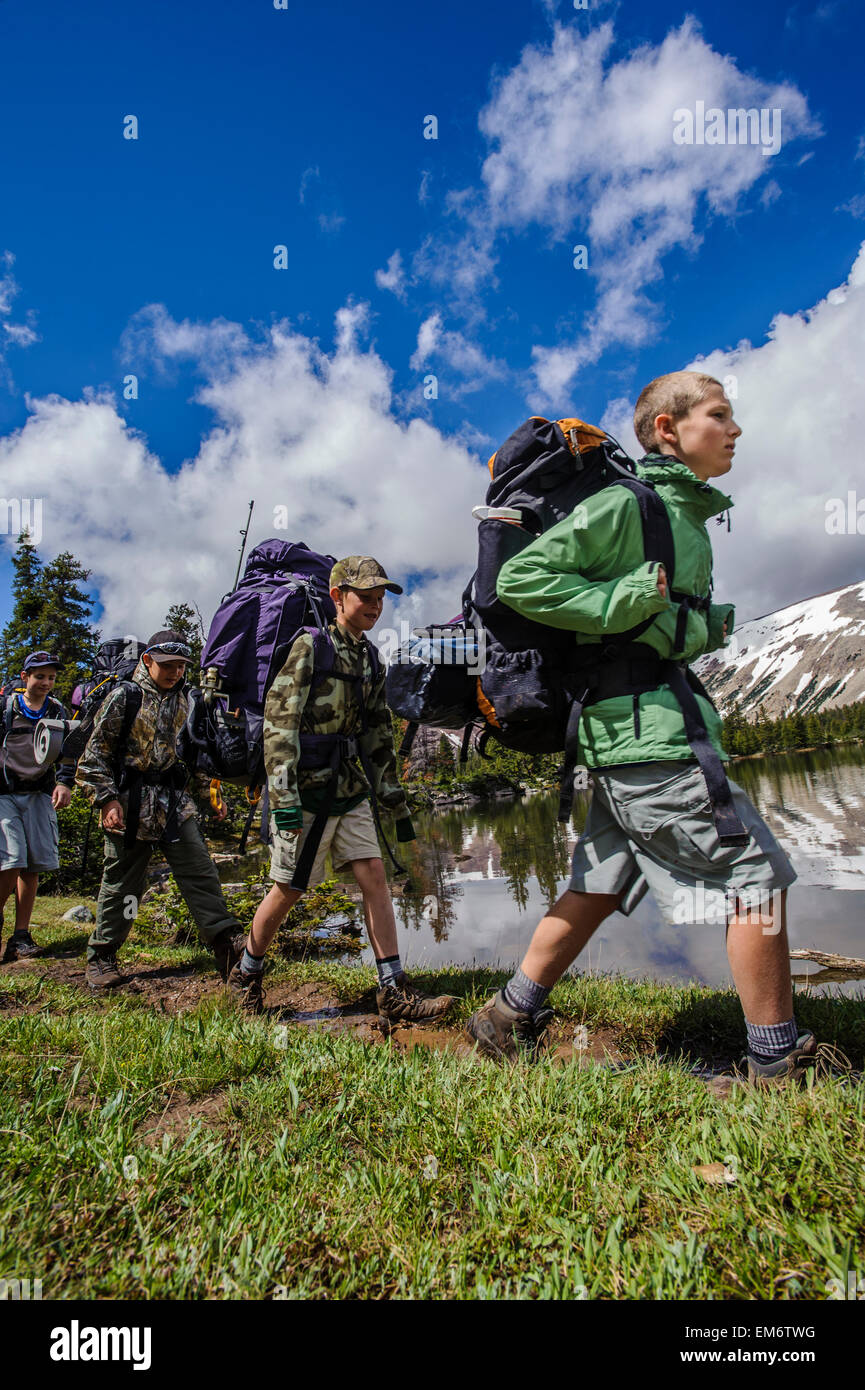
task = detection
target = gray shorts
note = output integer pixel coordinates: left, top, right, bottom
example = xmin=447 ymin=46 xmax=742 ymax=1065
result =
xmin=569 ymin=761 xmax=796 ymax=925
xmin=0 ymin=791 xmax=60 ymax=872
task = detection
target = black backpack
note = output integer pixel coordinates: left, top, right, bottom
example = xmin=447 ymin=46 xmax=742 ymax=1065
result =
xmin=59 ymin=639 xmax=147 ymax=764
xmin=386 ymin=415 xmax=748 ymax=845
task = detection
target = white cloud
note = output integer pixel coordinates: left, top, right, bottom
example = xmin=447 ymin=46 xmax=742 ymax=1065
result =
xmin=761 ymin=179 xmax=782 ymax=207
xmin=406 ymin=21 xmax=818 ymax=401
xmin=0 ymin=307 xmax=488 ymax=640
xmin=472 ymin=20 xmax=819 ymax=399
xmin=0 ymin=251 xmax=39 ymax=374
xmin=601 ymin=242 xmax=865 ymax=621
xmin=298 ymin=167 xmax=320 ymax=204
xmin=374 ymin=250 xmax=407 ymax=300
xmin=409 ymin=311 xmax=508 ymax=394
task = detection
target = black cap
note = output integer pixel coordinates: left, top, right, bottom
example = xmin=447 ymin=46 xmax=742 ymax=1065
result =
xmin=144 ymin=630 xmax=192 ymax=663
xmin=22 ymin=650 xmax=60 ymax=672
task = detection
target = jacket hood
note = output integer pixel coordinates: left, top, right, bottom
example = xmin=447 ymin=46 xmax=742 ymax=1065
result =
xmin=637 ymin=454 xmax=732 ymax=522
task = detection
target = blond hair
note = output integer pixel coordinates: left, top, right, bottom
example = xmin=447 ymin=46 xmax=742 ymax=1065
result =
xmin=633 ymin=372 xmax=724 ymax=453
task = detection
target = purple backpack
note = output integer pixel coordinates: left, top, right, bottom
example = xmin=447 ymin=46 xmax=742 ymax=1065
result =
xmin=185 ymin=540 xmax=343 ymax=788
xmin=201 ymin=540 xmax=337 ymax=714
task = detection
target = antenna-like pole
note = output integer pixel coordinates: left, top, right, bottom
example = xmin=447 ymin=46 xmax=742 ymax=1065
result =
xmin=232 ymin=501 xmax=255 ymax=592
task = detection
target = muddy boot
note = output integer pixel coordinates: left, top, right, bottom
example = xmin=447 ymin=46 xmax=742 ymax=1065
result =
xmin=86 ymin=952 xmax=125 ymax=991
xmin=2 ymin=931 xmax=40 ymax=962
xmin=376 ymin=973 xmax=454 ymax=1025
xmin=466 ymin=990 xmax=554 ymax=1062
xmin=213 ymin=928 xmax=246 ymax=983
xmin=744 ymin=1032 xmax=818 ymax=1086
xmin=227 ymin=962 xmax=265 ymax=1016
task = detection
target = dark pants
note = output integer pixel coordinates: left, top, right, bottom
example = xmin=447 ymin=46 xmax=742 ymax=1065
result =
xmin=87 ymin=816 xmax=240 ymax=961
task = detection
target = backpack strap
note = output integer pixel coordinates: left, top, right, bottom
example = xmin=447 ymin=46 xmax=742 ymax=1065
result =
xmin=289 ymin=628 xmax=403 ymax=890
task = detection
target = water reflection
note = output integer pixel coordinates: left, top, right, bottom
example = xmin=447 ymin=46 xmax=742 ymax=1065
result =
xmin=385 ymin=749 xmax=865 ymax=993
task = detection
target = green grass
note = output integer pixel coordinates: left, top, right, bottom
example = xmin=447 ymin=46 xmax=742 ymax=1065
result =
xmin=1 ymin=900 xmax=864 ymax=1300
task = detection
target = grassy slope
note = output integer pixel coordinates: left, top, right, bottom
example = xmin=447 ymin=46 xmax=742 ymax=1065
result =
xmin=1 ymin=898 xmax=864 ymax=1301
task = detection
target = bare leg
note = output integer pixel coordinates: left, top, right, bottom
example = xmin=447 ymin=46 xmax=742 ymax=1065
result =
xmin=247 ymin=883 xmax=303 ymax=956
xmin=520 ymin=889 xmax=623 ymax=988
xmin=726 ymin=889 xmax=793 ymax=1025
xmin=0 ymin=867 xmax=20 ymax=915
xmin=15 ymin=872 xmax=38 ymax=934
xmin=349 ymin=857 xmax=398 ymax=959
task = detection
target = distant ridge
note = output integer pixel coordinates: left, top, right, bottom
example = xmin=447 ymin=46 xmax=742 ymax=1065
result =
xmin=695 ymin=579 xmax=865 ymax=717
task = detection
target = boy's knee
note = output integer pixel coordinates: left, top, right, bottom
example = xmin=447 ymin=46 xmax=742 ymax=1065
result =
xmin=352 ymin=856 xmax=386 ymax=888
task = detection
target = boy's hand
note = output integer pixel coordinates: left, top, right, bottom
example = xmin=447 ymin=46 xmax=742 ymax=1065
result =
xmin=657 ymin=565 xmax=668 ymax=601
xmin=101 ymin=800 xmax=125 ymax=831
xmin=52 ymin=784 xmax=72 ymax=810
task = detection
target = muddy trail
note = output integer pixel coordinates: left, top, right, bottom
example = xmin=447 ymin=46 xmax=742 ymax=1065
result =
xmin=0 ymin=949 xmax=740 ymax=1094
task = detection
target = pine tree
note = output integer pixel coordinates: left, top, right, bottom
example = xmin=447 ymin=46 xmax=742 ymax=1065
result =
xmin=163 ymin=602 xmax=204 ymax=675
xmin=0 ymin=535 xmax=98 ymax=702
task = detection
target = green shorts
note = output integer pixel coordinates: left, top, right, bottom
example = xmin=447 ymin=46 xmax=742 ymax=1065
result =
xmin=568 ymin=761 xmax=796 ymax=925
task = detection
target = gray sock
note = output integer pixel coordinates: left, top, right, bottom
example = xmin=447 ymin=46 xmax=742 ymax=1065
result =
xmin=746 ymin=1018 xmax=798 ymax=1061
xmin=240 ymin=947 xmax=265 ymax=975
xmin=504 ymin=967 xmax=551 ymax=1016
xmin=376 ymin=955 xmax=402 ymax=987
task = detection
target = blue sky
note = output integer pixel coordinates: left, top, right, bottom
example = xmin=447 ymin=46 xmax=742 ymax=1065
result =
xmin=1 ymin=0 xmax=864 ymax=643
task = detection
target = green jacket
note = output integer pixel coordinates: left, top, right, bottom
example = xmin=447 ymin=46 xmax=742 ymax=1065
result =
xmin=496 ymin=454 xmax=735 ymax=767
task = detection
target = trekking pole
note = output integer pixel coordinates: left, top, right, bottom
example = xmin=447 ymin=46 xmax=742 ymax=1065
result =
xmin=231 ymin=500 xmax=255 ymax=593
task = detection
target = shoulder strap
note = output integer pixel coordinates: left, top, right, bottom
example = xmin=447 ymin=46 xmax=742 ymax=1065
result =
xmin=611 ymin=476 xmax=676 ymax=586
xmin=114 ymin=681 xmax=144 ymax=775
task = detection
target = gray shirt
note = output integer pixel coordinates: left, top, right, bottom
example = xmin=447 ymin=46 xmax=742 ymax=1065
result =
xmin=1 ymin=695 xmax=65 ymax=786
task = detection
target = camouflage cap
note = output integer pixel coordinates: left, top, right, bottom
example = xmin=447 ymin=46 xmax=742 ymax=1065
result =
xmin=330 ymin=556 xmax=403 ymax=595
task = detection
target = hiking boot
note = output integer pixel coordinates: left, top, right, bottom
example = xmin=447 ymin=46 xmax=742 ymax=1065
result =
xmin=227 ymin=961 xmax=265 ymax=1016
xmin=2 ymin=931 xmax=40 ymax=962
xmin=375 ymin=972 xmax=455 ymax=1025
xmin=86 ymin=952 xmax=124 ymax=991
xmin=466 ymin=990 xmax=555 ymax=1062
xmin=744 ymin=1032 xmax=818 ymax=1087
xmin=213 ymin=928 xmax=246 ymax=983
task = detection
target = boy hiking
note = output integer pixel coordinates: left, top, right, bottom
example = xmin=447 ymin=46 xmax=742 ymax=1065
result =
xmin=0 ymin=652 xmax=76 ymax=961
xmin=76 ymin=631 xmax=245 ymax=990
xmin=467 ymin=373 xmax=814 ymax=1085
xmin=228 ymin=556 xmax=454 ymax=1024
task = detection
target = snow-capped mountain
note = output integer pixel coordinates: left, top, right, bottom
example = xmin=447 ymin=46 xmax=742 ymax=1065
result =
xmin=695 ymin=579 xmax=865 ymax=717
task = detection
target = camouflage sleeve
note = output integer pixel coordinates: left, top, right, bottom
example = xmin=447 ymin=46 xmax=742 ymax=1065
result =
xmin=263 ymin=633 xmax=314 ymax=815
xmin=361 ymin=667 xmax=409 ymax=818
xmin=75 ymin=686 xmax=127 ymax=806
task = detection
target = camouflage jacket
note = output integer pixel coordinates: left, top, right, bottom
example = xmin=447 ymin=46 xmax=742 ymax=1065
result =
xmin=263 ymin=621 xmax=409 ymax=821
xmin=75 ymin=660 xmax=202 ymax=841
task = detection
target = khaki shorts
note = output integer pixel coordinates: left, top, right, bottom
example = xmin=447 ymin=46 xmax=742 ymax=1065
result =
xmin=569 ymin=761 xmax=797 ymax=925
xmin=269 ymin=799 xmax=381 ymax=888
xmin=0 ymin=791 xmax=60 ymax=872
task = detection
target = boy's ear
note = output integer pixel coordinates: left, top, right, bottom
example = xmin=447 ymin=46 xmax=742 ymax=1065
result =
xmin=329 ymin=585 xmax=343 ymax=605
xmin=654 ymin=412 xmax=678 ymax=447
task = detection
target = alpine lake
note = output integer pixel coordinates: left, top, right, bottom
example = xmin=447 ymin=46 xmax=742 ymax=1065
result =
xmin=377 ymin=745 xmax=865 ymax=995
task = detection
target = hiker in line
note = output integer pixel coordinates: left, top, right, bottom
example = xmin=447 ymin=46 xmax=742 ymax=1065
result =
xmin=467 ymin=372 xmax=816 ymax=1085
xmin=0 ymin=652 xmax=76 ymax=962
xmin=229 ymin=556 xmax=454 ymax=1023
xmin=76 ymin=631 xmax=245 ymax=990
